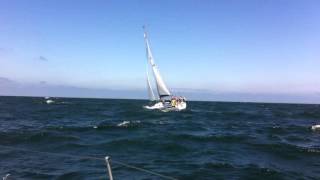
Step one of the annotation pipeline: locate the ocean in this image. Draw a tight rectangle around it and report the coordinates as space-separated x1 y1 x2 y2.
0 96 319 180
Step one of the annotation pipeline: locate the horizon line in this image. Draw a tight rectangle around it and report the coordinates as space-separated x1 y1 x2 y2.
1 94 319 106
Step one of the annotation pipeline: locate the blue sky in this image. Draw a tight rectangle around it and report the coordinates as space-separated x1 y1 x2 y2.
0 0 319 103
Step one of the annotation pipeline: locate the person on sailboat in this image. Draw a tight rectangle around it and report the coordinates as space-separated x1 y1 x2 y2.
171 97 177 107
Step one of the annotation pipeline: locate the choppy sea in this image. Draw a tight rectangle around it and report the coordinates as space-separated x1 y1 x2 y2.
0 96 319 179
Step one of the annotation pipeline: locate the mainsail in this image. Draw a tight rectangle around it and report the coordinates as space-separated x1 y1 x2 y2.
144 29 171 98
146 67 156 101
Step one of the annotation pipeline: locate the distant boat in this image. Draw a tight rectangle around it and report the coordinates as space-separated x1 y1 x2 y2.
46 99 54 104
142 26 187 111
44 97 54 104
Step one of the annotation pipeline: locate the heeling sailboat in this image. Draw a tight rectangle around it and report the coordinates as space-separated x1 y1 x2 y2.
143 26 187 111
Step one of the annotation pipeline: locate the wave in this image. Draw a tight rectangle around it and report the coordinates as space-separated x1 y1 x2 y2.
117 120 141 127
29 132 80 142
88 136 195 155
168 133 251 143
271 109 320 119
56 172 84 179
0 131 80 145
45 122 142 132
176 162 290 180
263 124 310 135
248 142 320 157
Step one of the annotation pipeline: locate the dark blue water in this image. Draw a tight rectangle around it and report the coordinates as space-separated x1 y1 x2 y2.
0 96 319 180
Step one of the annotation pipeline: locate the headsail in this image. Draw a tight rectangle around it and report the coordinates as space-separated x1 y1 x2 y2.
143 28 171 98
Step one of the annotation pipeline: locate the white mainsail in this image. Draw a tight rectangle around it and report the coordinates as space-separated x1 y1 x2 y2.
146 67 156 101
144 30 171 98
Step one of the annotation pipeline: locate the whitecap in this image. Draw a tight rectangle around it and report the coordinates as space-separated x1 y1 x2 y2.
117 121 130 127
46 99 54 104
311 124 320 131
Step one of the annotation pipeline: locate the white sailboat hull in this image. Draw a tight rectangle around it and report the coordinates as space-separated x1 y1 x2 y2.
144 102 165 110
175 101 187 110
144 101 187 111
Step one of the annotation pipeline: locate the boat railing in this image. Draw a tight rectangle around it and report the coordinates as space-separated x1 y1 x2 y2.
105 156 113 180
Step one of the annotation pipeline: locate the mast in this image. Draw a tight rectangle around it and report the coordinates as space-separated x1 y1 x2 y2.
143 26 171 99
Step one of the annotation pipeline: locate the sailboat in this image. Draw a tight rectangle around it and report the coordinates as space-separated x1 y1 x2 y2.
143 27 187 111
44 96 54 104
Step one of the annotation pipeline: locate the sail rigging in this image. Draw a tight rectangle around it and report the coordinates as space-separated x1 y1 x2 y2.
144 29 171 98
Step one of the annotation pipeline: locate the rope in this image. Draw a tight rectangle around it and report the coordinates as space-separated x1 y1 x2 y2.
111 159 177 180
0 145 178 180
